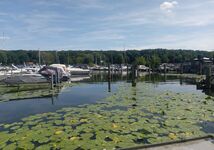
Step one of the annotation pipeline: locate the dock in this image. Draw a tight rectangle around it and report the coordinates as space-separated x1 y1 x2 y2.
120 136 214 150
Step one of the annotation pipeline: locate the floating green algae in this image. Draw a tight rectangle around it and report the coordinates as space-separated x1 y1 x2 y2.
0 82 213 149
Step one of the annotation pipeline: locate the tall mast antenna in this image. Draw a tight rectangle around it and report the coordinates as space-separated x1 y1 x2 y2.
1 32 5 50
38 48 41 67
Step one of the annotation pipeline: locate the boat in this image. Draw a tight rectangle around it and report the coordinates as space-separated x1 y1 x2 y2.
39 64 70 82
67 66 90 76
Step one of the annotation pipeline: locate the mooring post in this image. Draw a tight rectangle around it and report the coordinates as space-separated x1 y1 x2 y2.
126 64 129 76
55 70 58 87
126 64 129 82
164 73 166 82
132 64 137 87
51 96 54 105
179 78 183 85
108 79 111 92
51 74 54 89
149 64 151 74
108 64 111 92
136 65 139 77
57 69 60 84
180 63 183 74
206 66 212 89
120 64 123 74
199 62 203 75
164 64 166 74
108 64 111 80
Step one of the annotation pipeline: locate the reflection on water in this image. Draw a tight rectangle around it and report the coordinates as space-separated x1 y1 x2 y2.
0 73 213 149
0 83 118 123
0 72 213 124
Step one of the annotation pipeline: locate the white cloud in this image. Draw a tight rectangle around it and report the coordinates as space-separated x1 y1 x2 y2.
17 11 70 34
160 1 178 12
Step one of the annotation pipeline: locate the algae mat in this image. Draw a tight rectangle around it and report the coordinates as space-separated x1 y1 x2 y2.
0 82 213 149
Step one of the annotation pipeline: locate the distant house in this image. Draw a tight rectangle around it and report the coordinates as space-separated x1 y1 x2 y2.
191 57 213 74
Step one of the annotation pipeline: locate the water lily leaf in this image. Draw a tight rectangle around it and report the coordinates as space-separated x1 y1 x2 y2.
54 130 63 135
2 143 17 150
168 133 177 140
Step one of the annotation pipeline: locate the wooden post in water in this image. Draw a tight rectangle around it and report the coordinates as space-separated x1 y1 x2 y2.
164 64 166 74
179 78 183 85
108 64 111 80
136 65 139 77
180 63 183 74
108 79 111 92
55 70 58 87
120 64 123 74
57 69 60 84
108 64 111 92
199 63 203 75
149 64 151 74
206 66 212 89
51 74 54 89
126 64 129 76
132 64 137 87
126 64 129 82
198 56 203 75
51 96 54 105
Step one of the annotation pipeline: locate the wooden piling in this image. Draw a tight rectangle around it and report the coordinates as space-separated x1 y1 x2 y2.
108 80 111 92
108 64 111 92
136 65 139 77
126 64 129 76
206 66 212 89
164 64 166 74
108 64 111 80
51 74 54 89
199 63 203 75
55 72 58 86
179 78 183 85
132 65 137 87
120 64 123 74
57 69 59 84
180 63 183 74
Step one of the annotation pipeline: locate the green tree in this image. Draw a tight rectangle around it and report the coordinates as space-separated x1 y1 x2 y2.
150 54 161 69
136 56 146 65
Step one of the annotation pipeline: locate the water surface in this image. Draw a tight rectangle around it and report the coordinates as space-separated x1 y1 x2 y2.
0 73 213 149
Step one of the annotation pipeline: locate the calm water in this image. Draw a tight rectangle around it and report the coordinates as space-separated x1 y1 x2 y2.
0 73 213 149
0 73 210 124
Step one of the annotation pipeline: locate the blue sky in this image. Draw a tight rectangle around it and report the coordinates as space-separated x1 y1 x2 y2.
0 0 214 50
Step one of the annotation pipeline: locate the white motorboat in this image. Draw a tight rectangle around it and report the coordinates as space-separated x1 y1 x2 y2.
67 66 90 76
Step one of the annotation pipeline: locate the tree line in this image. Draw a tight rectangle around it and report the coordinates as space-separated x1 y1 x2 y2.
0 49 213 68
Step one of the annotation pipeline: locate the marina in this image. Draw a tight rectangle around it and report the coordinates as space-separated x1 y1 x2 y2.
0 0 214 149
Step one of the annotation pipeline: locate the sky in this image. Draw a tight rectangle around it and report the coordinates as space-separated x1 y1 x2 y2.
0 0 214 50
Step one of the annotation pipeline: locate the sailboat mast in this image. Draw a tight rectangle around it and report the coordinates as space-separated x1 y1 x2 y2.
1 32 5 50
55 51 57 63
67 51 69 65
56 50 59 64
38 49 41 67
